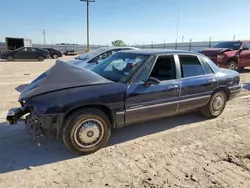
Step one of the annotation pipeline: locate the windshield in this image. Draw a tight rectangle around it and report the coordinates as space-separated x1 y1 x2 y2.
91 52 149 82
214 42 242 50
75 48 108 60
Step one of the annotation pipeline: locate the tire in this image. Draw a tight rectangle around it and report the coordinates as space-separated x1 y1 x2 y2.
227 60 237 71
62 108 111 155
7 55 14 61
52 54 58 59
201 91 227 118
38 56 44 61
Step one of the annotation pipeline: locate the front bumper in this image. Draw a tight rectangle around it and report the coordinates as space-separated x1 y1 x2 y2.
6 107 28 124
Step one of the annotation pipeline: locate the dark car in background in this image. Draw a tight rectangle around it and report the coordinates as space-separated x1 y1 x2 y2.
6 49 241 154
200 40 250 70
68 46 138 69
1 47 50 61
64 49 78 56
42 48 63 59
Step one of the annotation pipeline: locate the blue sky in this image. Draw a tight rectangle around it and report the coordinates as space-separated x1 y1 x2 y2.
0 0 250 45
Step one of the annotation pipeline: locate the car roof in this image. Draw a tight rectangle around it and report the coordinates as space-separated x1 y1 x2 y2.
117 49 200 56
97 46 138 50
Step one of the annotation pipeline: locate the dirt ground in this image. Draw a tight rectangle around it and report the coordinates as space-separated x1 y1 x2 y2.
0 57 249 188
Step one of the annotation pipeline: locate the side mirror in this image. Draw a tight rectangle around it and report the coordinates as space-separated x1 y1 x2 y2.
145 77 160 87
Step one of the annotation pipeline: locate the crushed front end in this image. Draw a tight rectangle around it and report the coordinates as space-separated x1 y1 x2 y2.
6 102 61 139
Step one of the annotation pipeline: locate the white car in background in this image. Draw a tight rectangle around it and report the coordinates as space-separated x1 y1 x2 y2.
67 46 139 69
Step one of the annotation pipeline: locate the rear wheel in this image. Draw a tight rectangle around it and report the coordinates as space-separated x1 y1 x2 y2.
38 56 44 61
62 108 111 155
227 60 237 71
52 54 58 59
7 55 14 61
201 91 227 118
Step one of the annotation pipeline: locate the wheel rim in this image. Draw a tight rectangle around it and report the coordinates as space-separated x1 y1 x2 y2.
53 54 58 59
73 119 104 148
211 94 224 113
7 56 13 61
229 63 235 70
38 56 43 61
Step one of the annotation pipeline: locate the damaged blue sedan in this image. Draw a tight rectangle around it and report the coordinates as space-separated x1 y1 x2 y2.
6 49 241 154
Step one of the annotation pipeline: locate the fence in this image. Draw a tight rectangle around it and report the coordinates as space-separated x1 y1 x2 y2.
134 40 223 52
1 40 225 55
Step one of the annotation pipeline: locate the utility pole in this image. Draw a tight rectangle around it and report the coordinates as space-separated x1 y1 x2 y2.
80 0 95 52
176 9 180 43
42 30 46 44
233 35 235 41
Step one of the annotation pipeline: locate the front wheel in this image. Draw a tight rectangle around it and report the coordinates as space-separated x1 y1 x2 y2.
7 55 14 61
227 60 237 71
201 91 227 118
52 54 59 59
62 108 111 155
38 56 44 61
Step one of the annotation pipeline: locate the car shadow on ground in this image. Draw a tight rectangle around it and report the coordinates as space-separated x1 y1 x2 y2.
0 112 206 174
15 84 29 93
243 83 250 91
238 68 250 74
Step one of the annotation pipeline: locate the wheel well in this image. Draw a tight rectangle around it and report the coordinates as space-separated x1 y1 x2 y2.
63 105 115 129
227 56 238 65
213 87 230 101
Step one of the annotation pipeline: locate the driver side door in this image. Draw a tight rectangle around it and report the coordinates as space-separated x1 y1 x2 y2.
239 42 250 67
125 55 180 125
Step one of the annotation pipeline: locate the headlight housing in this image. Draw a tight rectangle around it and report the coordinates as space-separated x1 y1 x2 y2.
217 54 226 59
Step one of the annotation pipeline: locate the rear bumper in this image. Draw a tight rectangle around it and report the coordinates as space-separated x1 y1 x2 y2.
229 85 242 100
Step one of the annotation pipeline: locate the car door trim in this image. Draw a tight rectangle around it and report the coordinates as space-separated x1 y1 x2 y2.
126 100 179 112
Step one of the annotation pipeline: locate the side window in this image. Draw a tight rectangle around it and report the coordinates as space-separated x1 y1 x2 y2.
242 42 250 50
199 57 215 74
31 48 38 52
150 56 176 81
179 55 205 78
99 51 112 61
19 48 28 52
133 56 176 83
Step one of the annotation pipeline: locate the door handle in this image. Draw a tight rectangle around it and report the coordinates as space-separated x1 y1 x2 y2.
168 84 179 90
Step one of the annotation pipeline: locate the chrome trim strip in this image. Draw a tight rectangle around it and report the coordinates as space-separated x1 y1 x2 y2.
230 88 242 93
180 95 210 102
127 101 179 112
116 111 125 115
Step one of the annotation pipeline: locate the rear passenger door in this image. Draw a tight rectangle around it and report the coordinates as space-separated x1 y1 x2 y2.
178 54 218 113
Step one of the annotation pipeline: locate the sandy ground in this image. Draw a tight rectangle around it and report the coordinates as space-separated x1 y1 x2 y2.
0 57 250 188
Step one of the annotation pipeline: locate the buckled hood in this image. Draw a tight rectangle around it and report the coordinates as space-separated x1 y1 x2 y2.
19 60 113 101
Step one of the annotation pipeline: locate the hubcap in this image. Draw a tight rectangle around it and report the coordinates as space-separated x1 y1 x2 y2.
212 95 224 112
229 63 235 70
74 119 104 148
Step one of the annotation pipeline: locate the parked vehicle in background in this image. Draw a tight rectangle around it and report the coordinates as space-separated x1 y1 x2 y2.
68 46 138 69
1 47 50 61
42 48 63 59
64 49 77 56
200 40 250 70
6 50 241 154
